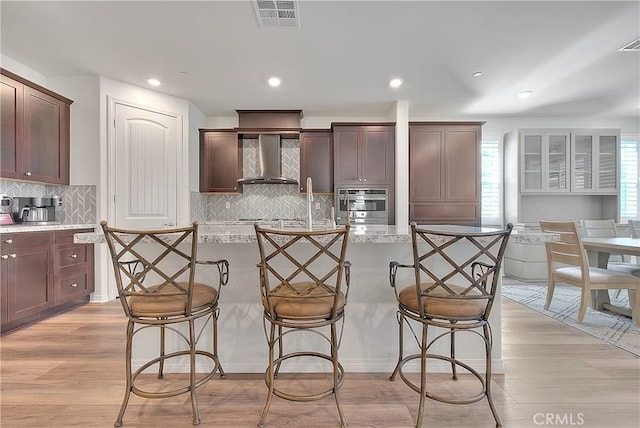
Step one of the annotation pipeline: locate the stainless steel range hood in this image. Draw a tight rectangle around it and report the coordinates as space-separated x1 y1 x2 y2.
237 134 298 185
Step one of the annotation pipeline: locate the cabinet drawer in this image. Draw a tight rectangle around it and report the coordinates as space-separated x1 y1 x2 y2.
54 229 94 244
56 267 93 302
1 232 52 252
410 202 479 225
56 244 91 268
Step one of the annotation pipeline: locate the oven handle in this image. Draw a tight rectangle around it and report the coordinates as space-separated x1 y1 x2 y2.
339 194 387 201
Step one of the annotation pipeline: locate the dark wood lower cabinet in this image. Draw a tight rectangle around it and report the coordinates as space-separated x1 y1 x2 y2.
53 229 95 304
3 232 53 324
1 229 94 334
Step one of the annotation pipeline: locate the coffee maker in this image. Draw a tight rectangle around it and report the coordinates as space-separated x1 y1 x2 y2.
11 196 62 224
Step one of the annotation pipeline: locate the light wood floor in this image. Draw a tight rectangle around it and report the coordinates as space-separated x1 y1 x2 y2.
1 297 639 428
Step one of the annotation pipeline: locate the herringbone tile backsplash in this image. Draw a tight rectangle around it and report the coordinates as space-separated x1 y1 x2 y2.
192 137 333 221
0 180 96 224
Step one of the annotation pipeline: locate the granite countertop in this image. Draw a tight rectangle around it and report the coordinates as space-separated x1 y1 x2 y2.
0 219 555 246
509 229 558 244
0 223 96 233
73 222 507 245
75 224 412 244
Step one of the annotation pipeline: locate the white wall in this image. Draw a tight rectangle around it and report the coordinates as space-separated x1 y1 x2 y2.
189 103 206 193
1 55 47 86
47 76 101 186
459 116 638 136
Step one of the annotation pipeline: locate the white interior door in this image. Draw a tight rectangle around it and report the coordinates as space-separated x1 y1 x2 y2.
113 102 178 229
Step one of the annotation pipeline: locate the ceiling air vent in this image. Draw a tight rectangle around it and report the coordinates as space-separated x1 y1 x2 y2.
618 38 640 51
253 0 299 28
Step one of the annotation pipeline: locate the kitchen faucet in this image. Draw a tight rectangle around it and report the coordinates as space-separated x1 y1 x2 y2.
306 177 313 230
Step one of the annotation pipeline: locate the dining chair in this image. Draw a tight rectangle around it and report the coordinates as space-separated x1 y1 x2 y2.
388 222 513 428
628 220 640 239
540 220 639 324
253 223 351 428
101 221 229 427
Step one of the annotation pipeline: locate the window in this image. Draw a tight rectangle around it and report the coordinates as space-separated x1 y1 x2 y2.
620 136 639 221
481 134 503 226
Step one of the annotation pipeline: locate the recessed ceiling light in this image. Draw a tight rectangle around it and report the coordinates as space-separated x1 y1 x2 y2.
472 71 483 77
147 78 161 86
268 76 281 87
389 78 403 88
518 90 533 99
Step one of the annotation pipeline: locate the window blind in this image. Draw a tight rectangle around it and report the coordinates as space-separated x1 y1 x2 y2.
620 138 639 220
481 139 502 226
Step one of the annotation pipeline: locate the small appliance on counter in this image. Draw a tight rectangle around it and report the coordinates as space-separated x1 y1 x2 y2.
10 196 62 224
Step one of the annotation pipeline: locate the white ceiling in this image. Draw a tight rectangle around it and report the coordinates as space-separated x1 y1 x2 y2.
1 0 639 120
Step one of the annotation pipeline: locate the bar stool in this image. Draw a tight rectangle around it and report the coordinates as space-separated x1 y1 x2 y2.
253 223 351 428
388 222 513 427
101 221 229 426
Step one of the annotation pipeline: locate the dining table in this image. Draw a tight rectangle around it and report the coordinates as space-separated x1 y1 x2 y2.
582 236 640 321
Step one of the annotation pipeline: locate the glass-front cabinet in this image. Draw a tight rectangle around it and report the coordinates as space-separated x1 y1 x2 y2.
520 130 570 193
571 130 619 193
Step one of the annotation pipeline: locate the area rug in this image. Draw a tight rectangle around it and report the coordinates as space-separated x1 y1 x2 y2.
501 283 640 356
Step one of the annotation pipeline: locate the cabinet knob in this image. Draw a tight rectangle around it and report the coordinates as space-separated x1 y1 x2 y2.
4 239 13 244
70 254 78 259
1 255 8 260
70 283 78 288
25 171 32 176
9 253 16 258
363 178 367 182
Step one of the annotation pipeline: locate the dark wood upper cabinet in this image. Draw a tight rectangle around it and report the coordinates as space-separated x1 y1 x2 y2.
1 74 23 178
409 122 482 226
300 130 333 193
1 69 71 184
199 129 242 193
333 124 395 186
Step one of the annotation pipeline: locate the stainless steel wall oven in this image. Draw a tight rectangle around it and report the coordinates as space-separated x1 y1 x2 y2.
335 188 388 225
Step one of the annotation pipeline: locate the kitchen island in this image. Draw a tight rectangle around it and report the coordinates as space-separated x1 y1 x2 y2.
75 223 506 374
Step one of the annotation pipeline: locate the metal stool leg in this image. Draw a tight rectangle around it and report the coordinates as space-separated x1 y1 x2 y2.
390 312 405 381
450 325 458 380
484 324 501 427
331 322 347 427
114 321 134 427
415 323 429 428
258 322 277 428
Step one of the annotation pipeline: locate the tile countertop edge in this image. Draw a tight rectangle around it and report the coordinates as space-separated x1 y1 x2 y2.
0 223 97 233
